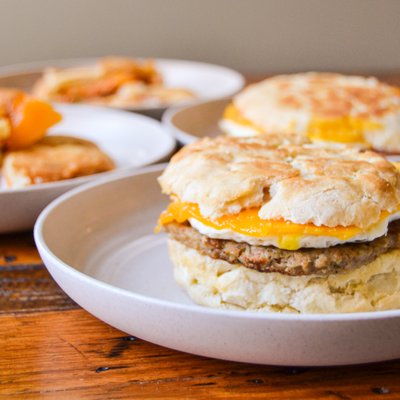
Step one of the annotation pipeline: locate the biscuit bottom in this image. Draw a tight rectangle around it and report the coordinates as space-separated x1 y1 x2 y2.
168 239 400 313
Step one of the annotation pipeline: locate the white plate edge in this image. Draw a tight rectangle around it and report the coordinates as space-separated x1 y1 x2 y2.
0 57 245 111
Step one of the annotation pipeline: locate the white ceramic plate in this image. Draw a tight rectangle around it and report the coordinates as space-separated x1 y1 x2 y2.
162 98 228 144
0 58 244 119
34 165 400 366
0 105 175 233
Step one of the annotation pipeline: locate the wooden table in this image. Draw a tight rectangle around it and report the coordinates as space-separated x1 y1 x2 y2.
2 73 400 399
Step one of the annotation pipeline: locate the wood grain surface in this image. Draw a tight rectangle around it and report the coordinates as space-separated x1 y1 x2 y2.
0 232 77 314
2 72 400 399
3 309 400 399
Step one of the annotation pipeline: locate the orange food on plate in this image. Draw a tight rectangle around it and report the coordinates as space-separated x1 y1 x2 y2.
32 57 196 107
0 88 61 150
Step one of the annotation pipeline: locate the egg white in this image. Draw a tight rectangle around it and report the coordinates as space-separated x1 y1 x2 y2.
221 112 400 152
219 119 259 137
189 211 400 249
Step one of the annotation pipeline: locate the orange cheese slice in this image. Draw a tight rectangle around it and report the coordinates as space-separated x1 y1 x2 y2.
223 103 264 133
157 201 387 250
307 117 382 143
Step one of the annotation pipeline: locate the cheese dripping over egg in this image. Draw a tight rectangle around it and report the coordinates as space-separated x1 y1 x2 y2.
158 200 397 250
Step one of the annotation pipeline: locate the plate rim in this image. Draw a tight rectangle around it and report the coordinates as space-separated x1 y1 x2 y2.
162 97 230 144
34 164 400 323
0 103 176 194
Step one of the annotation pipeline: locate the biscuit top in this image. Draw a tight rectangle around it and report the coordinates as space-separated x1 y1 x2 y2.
234 73 400 130
159 136 400 228
3 135 115 188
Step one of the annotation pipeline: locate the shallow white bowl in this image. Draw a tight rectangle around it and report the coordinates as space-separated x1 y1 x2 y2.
0 58 244 119
34 164 400 366
162 98 228 144
0 105 175 233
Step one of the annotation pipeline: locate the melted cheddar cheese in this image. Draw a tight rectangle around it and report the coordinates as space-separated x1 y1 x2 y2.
307 117 382 143
157 201 393 250
4 92 62 150
224 104 382 144
223 103 264 133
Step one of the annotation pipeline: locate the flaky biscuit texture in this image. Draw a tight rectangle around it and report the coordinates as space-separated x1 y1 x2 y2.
159 136 400 228
232 73 400 152
170 240 400 314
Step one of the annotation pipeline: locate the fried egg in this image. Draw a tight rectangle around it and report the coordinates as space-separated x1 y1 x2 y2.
158 201 400 250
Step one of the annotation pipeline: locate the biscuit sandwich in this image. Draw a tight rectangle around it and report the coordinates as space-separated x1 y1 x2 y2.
158 136 400 313
33 57 195 107
220 73 400 153
2 136 115 188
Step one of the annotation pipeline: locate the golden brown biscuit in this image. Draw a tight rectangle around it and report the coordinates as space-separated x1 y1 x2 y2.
2 135 115 188
170 240 400 313
221 73 400 152
159 136 400 228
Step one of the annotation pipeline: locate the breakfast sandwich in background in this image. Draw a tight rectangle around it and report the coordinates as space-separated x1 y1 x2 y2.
33 57 196 107
220 73 400 153
2 136 115 189
158 136 400 313
0 88 115 189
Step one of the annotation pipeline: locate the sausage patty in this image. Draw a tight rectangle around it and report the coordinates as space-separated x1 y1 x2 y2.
164 221 400 276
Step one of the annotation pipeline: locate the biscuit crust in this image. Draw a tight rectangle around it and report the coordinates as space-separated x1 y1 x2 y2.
237 73 400 120
170 239 400 313
228 73 400 152
2 135 115 188
159 136 400 228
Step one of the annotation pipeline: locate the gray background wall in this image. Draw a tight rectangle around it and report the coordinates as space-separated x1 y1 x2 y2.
0 0 399 73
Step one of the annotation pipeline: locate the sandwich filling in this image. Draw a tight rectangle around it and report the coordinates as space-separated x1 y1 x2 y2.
165 221 400 276
159 202 400 277
158 198 400 283
158 200 400 250
221 103 383 145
